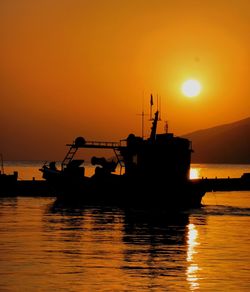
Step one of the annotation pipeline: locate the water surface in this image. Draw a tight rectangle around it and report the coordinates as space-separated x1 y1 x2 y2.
0 163 250 291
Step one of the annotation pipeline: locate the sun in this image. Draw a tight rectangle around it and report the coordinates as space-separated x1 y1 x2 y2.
181 79 202 97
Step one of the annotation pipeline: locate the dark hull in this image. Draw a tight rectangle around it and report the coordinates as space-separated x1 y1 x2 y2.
44 172 250 209
0 173 18 196
0 180 51 197
48 175 206 209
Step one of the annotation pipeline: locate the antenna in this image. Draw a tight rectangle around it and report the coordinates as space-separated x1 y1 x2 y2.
137 110 150 139
141 110 145 139
153 93 162 122
159 95 162 121
157 94 159 113
156 94 163 121
137 91 148 139
150 93 162 121
150 94 153 120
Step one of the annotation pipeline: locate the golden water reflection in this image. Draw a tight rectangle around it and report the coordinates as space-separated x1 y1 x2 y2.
186 223 200 290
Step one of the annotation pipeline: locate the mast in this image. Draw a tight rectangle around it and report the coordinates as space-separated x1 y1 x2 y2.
137 92 146 139
137 110 146 139
141 110 145 139
150 94 153 120
149 111 159 142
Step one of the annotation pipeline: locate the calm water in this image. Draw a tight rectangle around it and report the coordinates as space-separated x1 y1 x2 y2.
0 163 250 291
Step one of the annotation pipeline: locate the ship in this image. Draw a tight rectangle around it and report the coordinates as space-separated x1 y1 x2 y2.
40 110 207 208
40 110 250 208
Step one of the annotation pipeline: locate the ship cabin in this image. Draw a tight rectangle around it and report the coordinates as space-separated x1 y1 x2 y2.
119 111 192 183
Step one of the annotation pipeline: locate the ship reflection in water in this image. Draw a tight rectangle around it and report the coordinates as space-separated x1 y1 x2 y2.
0 190 250 291
45 200 207 291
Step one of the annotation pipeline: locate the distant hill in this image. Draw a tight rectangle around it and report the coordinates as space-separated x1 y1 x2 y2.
183 117 250 164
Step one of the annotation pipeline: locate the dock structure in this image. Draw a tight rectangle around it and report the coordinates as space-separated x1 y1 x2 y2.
0 175 250 198
193 176 250 192
0 180 51 197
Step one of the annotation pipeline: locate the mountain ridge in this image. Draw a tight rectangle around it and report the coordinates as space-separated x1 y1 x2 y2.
182 117 250 164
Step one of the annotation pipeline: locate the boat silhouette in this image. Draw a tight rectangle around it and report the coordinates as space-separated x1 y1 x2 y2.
0 154 18 195
40 110 207 208
40 110 250 208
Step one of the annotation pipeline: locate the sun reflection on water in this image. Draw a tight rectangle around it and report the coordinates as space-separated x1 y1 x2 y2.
186 223 200 290
190 168 200 179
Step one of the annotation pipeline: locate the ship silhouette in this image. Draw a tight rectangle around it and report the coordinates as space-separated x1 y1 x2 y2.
40 110 250 209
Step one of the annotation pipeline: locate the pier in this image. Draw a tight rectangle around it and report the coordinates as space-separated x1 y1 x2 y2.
1 175 250 198
0 180 51 197
192 175 250 193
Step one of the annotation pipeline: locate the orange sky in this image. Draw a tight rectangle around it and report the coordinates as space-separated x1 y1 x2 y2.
0 0 249 160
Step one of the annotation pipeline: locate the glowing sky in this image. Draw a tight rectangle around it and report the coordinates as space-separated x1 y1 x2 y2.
0 0 249 160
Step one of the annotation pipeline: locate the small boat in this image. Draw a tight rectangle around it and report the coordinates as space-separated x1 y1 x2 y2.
40 110 208 208
0 154 18 196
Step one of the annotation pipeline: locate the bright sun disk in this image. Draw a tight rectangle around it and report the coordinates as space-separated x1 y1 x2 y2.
181 79 202 97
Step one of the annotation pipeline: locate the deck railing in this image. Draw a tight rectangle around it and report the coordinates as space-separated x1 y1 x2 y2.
66 140 122 149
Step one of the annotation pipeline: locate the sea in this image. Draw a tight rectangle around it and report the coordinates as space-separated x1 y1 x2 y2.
0 162 250 291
